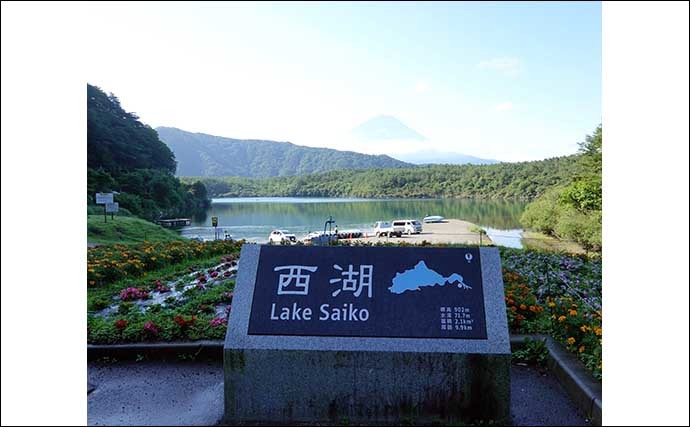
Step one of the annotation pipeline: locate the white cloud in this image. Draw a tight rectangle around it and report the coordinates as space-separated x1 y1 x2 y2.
477 57 523 77
414 80 431 94
495 102 514 112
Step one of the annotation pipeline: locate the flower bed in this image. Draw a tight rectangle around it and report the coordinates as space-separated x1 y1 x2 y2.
88 255 238 344
500 248 602 379
87 240 243 286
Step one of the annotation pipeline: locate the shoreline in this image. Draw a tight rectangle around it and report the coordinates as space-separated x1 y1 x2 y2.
343 219 494 246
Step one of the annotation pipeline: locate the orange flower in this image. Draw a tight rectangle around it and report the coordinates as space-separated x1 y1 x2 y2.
567 337 576 345
529 305 536 312
578 346 585 353
510 306 517 313
558 316 566 322
569 309 577 316
520 304 527 310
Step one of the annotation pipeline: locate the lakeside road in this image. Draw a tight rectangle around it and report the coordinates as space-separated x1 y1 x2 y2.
345 219 493 246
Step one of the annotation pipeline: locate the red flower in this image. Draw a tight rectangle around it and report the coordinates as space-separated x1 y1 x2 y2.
174 315 196 328
114 319 128 330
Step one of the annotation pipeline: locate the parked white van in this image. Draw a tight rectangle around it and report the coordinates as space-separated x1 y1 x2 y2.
374 221 402 238
268 229 297 244
392 219 423 235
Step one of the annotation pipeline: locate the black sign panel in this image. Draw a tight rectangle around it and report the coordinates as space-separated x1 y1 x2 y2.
248 246 487 339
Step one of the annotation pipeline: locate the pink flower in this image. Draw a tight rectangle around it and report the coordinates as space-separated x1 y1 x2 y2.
210 271 219 278
120 287 148 301
223 292 234 303
143 321 159 335
210 317 227 327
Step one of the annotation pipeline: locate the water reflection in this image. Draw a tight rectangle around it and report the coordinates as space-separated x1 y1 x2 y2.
180 197 527 246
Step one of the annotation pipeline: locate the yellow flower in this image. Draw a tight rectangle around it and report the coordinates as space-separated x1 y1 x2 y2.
89 280 95 285
548 301 556 308
569 309 577 316
578 346 585 353
580 325 591 333
551 314 556 319
594 326 602 336
558 316 566 322
567 337 576 345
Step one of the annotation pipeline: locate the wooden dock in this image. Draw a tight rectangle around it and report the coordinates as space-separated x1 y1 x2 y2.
155 218 192 228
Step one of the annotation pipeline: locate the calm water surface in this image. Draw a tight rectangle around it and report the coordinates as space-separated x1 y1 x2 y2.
181 197 527 248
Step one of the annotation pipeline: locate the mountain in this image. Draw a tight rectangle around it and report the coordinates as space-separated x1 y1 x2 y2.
156 127 411 177
348 116 496 165
350 115 426 141
88 84 176 174
394 150 499 165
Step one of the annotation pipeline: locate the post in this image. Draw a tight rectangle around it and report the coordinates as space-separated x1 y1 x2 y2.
104 205 107 223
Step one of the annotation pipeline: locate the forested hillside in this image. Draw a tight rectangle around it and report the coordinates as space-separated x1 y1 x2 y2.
87 85 209 220
521 125 602 251
156 126 410 177
184 155 580 200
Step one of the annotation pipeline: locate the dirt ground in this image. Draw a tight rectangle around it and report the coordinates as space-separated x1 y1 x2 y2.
344 219 493 246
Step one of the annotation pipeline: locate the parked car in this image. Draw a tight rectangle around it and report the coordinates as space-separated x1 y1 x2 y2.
374 221 402 238
392 219 423 235
268 229 297 244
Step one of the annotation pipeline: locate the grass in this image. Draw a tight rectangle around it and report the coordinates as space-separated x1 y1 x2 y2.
521 231 586 255
87 215 183 245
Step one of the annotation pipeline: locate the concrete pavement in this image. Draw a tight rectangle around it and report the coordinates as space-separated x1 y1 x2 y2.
87 361 589 426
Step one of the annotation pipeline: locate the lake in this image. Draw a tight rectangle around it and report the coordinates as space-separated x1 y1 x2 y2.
181 197 527 248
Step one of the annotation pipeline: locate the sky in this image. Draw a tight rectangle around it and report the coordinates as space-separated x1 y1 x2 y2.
82 1 601 162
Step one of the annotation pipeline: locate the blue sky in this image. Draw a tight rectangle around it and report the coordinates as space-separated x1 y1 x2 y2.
85 1 601 161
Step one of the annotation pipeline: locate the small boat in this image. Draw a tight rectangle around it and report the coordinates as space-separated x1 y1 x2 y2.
423 215 445 223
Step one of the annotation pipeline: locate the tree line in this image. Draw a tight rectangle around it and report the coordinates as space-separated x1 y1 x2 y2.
183 154 581 200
